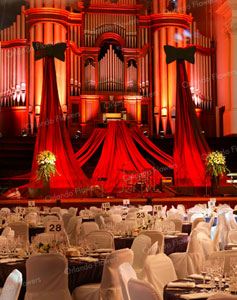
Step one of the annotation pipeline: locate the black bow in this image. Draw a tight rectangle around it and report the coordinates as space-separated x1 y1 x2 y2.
164 45 196 64
33 42 67 62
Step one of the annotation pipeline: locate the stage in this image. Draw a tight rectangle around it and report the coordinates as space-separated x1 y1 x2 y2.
0 196 236 210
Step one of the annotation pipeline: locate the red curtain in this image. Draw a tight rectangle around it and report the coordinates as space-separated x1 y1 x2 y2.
91 121 163 194
174 60 210 187
75 128 106 166
27 57 90 195
130 128 174 169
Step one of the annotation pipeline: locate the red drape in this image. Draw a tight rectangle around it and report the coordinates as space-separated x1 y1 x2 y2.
130 128 174 169
28 57 90 195
174 60 210 187
75 128 106 166
91 121 163 194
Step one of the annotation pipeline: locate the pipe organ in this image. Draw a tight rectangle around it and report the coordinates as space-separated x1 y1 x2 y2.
0 0 217 138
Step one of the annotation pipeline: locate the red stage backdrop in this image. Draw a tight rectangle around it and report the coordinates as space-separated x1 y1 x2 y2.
28 54 90 196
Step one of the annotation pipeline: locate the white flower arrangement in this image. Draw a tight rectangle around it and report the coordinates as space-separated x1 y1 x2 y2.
205 151 230 178
36 150 59 182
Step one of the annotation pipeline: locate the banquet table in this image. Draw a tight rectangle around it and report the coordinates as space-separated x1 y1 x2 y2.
164 277 230 300
114 235 189 256
0 257 104 300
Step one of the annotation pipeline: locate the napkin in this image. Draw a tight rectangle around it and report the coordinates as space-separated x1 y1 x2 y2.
167 282 195 288
181 292 216 299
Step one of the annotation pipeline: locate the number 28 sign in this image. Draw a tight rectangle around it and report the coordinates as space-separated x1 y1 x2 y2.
46 221 64 233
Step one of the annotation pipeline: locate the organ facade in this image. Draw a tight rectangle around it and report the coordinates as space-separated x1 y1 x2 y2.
0 0 230 138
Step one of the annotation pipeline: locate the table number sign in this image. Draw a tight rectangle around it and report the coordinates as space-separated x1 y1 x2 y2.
123 199 130 206
136 211 146 219
15 207 26 215
208 198 216 208
46 221 64 233
28 201 35 207
153 205 162 212
102 202 110 210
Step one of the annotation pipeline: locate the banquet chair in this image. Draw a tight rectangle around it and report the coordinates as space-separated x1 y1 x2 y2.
227 229 237 244
95 215 106 229
209 250 237 275
195 230 214 260
85 230 114 249
147 241 159 256
72 248 134 300
25 212 38 226
169 230 204 279
131 234 151 278
142 205 153 213
128 278 160 300
167 213 184 221
68 207 78 217
213 224 223 251
143 253 177 300
81 221 99 236
25 253 72 300
51 207 61 215
191 217 205 231
217 213 229 250
139 231 164 253
62 213 73 231
42 215 59 226
195 221 211 237
0 269 22 300
67 216 82 245
226 212 237 229
118 262 137 300
8 221 29 247
177 204 186 215
168 219 183 232
208 215 215 230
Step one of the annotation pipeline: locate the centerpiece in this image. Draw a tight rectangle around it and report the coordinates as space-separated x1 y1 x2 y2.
36 150 59 197
205 151 230 195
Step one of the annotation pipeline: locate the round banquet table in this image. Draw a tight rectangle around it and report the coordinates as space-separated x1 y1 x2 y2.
0 257 104 300
114 235 189 256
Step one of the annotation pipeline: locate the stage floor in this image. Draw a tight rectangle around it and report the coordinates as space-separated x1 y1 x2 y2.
0 196 236 209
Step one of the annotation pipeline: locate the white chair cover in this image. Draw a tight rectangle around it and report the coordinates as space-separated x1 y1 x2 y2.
143 253 177 300
51 207 61 215
169 230 204 279
86 230 114 249
118 262 137 300
208 216 215 230
213 224 223 251
81 222 99 236
62 213 73 231
68 207 78 217
42 215 59 226
25 253 72 300
191 217 205 231
147 241 159 256
177 204 186 215
8 221 29 246
72 248 134 300
168 219 183 232
67 216 82 245
209 250 237 275
25 212 38 226
195 222 211 237
217 214 229 249
139 231 164 253
131 234 151 278
0 269 22 300
227 229 237 244
196 230 214 260
128 278 160 300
